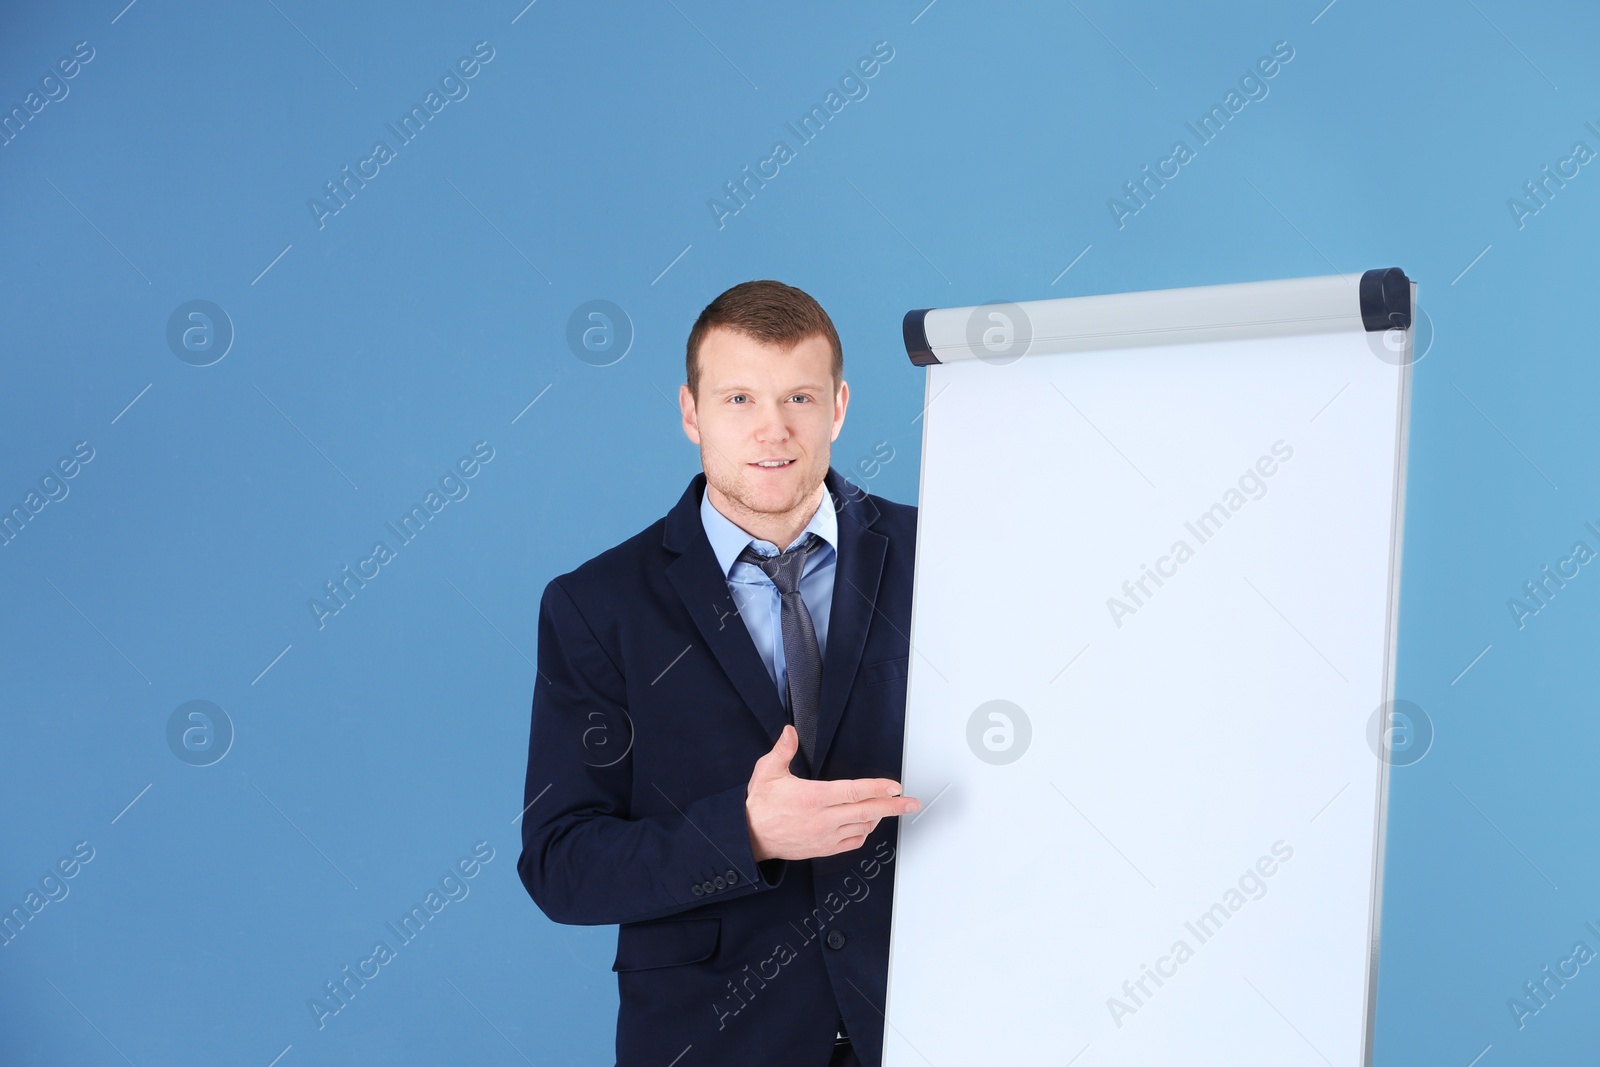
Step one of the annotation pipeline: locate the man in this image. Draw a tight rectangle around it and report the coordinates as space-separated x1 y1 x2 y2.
518 279 921 1066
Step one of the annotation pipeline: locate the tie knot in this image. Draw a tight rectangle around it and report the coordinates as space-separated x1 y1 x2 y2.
737 532 818 595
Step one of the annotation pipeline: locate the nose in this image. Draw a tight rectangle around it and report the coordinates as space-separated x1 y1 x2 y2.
755 399 790 442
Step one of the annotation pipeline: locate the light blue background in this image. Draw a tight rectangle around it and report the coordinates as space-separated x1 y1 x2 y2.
2 1 1596 1063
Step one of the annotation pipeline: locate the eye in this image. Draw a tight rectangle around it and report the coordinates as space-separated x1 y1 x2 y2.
789 395 811 403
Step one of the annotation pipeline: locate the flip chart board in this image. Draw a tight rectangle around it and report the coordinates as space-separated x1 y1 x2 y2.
883 269 1416 1066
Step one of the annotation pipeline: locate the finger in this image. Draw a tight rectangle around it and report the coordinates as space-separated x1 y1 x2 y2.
751 726 798 781
830 795 921 825
830 830 869 854
820 776 905 806
836 820 882 846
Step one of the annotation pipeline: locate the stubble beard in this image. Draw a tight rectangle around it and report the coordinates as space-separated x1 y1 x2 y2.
703 448 828 532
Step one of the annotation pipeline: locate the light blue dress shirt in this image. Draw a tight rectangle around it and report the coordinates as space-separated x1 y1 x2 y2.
700 482 838 711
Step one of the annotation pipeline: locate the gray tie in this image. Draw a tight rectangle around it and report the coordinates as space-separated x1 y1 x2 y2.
737 532 823 775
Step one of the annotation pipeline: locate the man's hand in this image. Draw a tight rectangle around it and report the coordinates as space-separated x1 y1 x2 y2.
745 724 921 862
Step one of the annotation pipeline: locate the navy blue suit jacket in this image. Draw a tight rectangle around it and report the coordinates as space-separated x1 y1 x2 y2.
518 466 916 1066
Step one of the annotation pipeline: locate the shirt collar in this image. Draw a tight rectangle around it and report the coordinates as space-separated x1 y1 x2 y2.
700 479 838 578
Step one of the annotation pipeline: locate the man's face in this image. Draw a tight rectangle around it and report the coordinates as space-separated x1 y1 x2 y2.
679 326 847 526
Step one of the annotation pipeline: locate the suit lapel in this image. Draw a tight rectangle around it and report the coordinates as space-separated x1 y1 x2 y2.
813 467 885 771
664 473 791 745
662 467 886 774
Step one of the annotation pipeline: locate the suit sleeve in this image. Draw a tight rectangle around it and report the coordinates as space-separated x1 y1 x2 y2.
517 578 788 926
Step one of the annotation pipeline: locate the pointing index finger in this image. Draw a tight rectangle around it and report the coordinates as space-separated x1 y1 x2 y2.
822 776 904 806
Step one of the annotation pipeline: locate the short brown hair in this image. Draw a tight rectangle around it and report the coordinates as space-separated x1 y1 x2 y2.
685 280 843 400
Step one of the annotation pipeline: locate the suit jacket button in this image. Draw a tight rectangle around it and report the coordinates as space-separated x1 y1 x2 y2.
702 880 715 894
826 930 847 950
692 884 704 896
726 869 738 883
713 875 726 890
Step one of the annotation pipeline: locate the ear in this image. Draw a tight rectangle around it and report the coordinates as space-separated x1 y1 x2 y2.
679 383 702 445
829 379 849 442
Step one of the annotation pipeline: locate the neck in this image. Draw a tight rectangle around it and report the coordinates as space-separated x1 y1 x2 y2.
707 478 824 551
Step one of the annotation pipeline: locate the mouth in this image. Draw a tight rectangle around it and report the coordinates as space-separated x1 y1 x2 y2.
749 459 796 470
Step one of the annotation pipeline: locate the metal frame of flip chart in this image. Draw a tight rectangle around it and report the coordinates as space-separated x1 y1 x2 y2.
883 269 1416 1066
